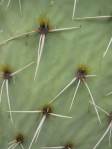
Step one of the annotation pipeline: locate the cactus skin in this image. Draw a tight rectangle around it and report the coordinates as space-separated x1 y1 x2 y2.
0 0 112 149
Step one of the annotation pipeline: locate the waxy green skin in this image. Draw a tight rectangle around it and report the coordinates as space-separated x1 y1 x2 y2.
0 0 112 149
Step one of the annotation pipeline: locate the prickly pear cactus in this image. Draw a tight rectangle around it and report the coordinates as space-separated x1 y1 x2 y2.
0 0 112 149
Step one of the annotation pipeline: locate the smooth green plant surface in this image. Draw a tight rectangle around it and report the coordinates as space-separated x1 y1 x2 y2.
0 0 112 149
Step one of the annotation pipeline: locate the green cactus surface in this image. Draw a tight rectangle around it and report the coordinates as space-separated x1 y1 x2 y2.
0 0 112 149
